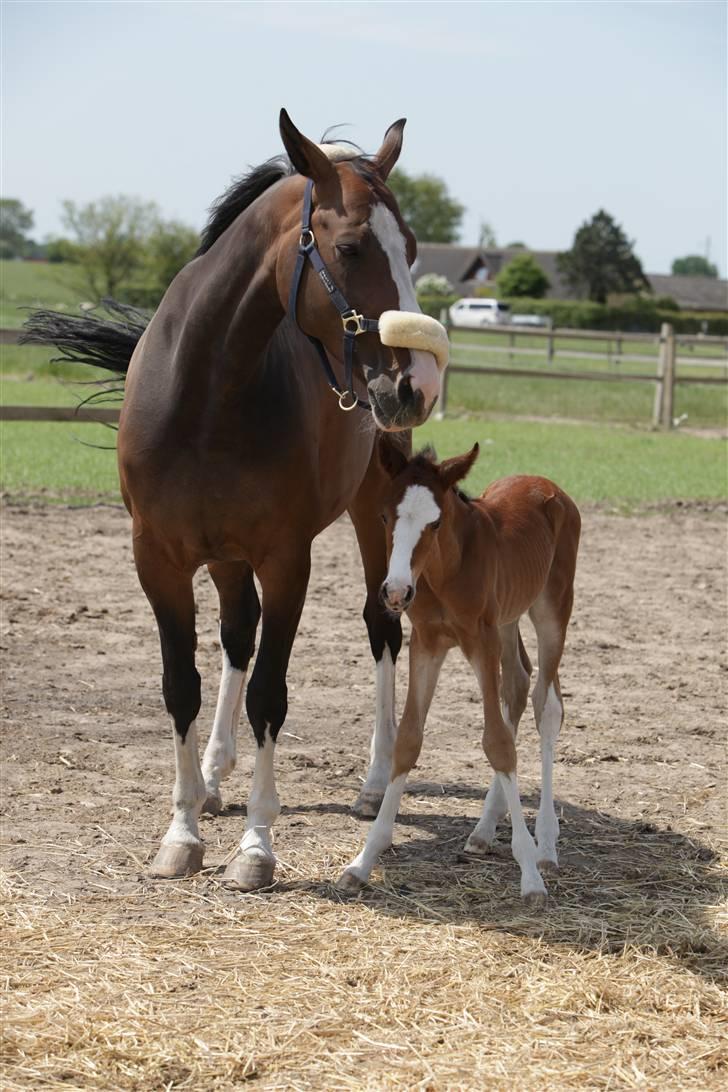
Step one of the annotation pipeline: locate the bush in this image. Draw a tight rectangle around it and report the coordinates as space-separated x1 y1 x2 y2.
416 295 459 320
415 273 454 297
496 254 550 299
497 297 728 336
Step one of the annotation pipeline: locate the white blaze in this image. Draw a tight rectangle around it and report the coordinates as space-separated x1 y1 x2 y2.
387 485 440 596
370 203 441 409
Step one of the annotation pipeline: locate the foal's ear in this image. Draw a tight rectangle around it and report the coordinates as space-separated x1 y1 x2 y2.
377 435 410 480
279 109 340 203
438 444 480 490
374 118 406 181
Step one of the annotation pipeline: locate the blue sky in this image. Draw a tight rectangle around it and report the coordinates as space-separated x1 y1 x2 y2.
3 1 726 275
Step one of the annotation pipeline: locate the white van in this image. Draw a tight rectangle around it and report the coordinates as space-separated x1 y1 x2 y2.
449 298 511 329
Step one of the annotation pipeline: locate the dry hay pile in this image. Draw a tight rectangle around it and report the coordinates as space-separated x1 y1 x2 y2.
2 823 726 1091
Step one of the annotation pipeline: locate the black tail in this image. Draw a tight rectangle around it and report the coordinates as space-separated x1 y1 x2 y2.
20 299 149 377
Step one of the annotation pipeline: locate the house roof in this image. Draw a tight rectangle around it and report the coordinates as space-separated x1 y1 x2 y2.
412 244 728 311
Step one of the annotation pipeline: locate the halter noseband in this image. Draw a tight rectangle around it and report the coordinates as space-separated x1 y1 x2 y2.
287 179 377 411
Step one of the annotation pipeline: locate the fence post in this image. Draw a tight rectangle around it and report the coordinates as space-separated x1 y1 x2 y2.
508 331 515 364
547 329 554 366
436 308 450 420
652 322 674 429
662 324 676 428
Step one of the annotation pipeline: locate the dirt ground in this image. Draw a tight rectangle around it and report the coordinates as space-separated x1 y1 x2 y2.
1 500 726 1089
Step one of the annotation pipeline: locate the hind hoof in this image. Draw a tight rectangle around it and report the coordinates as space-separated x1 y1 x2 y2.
202 792 223 816
351 791 384 818
149 843 204 878
537 857 559 876
336 868 366 893
463 834 494 856
223 853 276 892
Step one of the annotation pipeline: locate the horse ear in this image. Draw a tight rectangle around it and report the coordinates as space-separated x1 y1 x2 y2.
279 109 339 201
377 435 410 480
374 118 406 181
438 444 480 490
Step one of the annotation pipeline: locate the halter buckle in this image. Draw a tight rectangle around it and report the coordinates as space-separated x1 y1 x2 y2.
299 228 316 251
337 388 359 412
341 310 366 336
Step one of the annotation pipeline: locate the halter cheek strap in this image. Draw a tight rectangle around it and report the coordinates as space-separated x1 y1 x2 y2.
288 180 377 411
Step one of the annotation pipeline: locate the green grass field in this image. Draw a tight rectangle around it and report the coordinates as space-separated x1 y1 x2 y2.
1 260 726 507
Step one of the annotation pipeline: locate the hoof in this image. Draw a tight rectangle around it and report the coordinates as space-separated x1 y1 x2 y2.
463 834 493 857
336 868 366 893
523 888 548 910
537 857 559 876
223 852 276 892
351 791 384 818
149 842 204 878
202 791 223 816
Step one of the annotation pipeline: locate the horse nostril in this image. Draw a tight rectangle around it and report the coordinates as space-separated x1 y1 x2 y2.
380 582 389 603
403 585 414 605
397 375 414 407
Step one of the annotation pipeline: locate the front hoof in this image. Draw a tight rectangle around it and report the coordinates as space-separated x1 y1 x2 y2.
202 791 223 816
336 868 366 893
523 888 548 910
351 791 384 818
149 842 204 878
463 834 494 857
223 852 276 892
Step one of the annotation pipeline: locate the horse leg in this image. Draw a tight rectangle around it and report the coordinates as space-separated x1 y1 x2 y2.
529 585 572 873
201 562 261 815
469 627 546 904
348 461 404 818
337 629 447 890
465 621 531 854
223 548 311 892
134 536 206 878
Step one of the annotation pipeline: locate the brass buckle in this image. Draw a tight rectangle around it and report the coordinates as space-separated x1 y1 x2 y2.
341 310 366 336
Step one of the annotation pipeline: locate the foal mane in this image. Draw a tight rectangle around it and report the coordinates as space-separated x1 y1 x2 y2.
196 138 382 256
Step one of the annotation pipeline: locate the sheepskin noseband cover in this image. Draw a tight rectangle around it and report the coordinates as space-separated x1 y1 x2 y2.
378 311 449 373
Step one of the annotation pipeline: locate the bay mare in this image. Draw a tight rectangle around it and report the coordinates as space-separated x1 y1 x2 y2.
23 111 448 891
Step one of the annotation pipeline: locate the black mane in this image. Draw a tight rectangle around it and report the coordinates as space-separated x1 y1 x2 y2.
197 156 295 256
196 140 381 257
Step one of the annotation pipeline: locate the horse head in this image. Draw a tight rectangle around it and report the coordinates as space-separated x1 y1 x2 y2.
277 110 448 432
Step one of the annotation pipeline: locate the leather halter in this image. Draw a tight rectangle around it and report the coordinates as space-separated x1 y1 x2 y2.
287 179 379 412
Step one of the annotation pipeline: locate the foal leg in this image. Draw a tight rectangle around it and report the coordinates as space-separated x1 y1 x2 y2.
337 629 447 890
348 462 404 818
223 548 311 892
465 622 531 854
201 562 261 815
530 593 571 872
470 628 546 904
134 537 206 878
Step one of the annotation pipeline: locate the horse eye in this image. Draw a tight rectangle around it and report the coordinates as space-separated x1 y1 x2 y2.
430 518 441 530
336 242 360 259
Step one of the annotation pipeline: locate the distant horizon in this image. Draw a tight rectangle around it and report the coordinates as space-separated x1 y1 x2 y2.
3 2 725 278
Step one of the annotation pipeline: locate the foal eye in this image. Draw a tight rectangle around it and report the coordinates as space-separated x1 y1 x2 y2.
380 513 388 525
430 518 441 530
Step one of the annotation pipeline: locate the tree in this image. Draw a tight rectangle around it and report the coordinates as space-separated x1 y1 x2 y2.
0 198 35 258
557 209 649 304
478 221 497 248
496 253 550 298
671 254 718 278
130 220 199 307
61 195 160 298
388 168 464 243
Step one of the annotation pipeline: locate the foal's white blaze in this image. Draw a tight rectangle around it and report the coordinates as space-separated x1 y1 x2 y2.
370 203 441 409
386 485 440 605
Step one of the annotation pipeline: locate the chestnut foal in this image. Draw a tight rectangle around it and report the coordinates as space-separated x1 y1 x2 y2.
338 442 581 904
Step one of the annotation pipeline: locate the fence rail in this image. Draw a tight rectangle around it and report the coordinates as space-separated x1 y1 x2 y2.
3 322 727 431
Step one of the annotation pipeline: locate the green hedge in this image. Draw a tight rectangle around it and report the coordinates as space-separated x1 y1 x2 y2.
496 297 728 336
417 293 728 334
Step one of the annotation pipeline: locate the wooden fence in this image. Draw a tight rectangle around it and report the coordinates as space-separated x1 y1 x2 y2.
438 321 728 428
2 322 727 430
